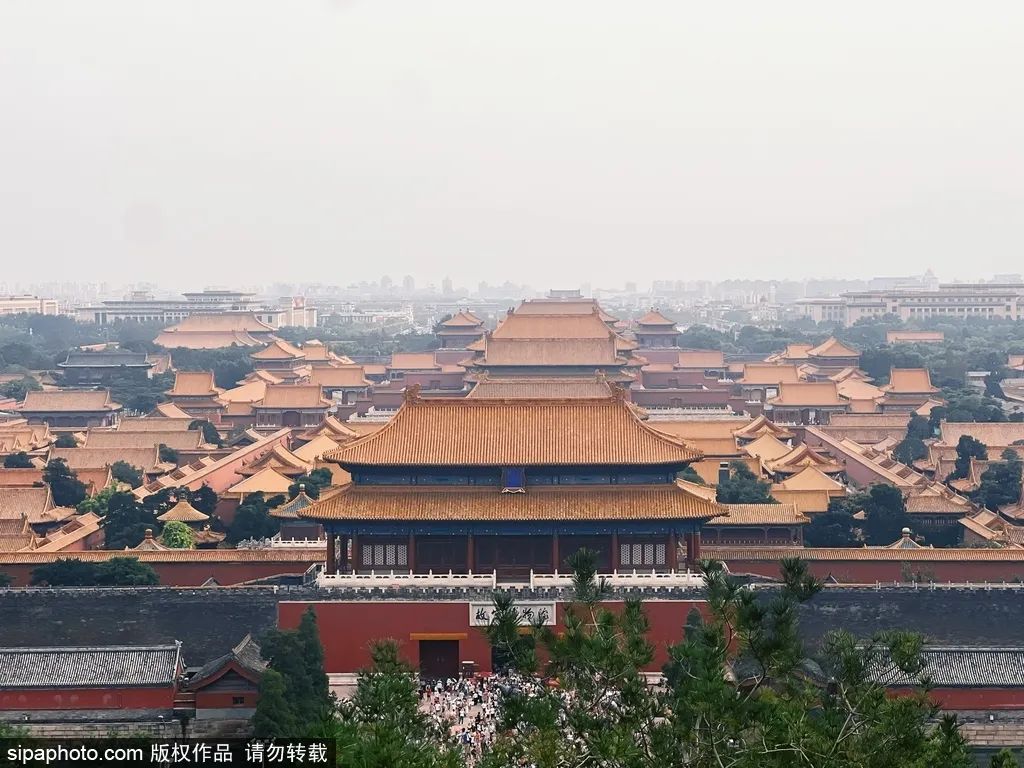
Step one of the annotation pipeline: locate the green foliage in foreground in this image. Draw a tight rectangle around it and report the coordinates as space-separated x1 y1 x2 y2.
30 557 158 586
322 552 976 767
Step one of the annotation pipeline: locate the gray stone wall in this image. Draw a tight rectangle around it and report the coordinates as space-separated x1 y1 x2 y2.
3 585 1023 668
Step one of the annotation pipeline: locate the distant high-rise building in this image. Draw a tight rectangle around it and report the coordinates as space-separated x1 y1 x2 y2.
442 276 454 295
402 275 415 293
624 282 638 294
381 275 393 290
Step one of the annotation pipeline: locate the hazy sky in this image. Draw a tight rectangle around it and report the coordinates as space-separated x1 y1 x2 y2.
1 1 1023 290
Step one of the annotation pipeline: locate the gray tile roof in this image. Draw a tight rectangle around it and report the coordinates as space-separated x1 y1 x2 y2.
0 644 180 688
61 352 153 368
872 647 1024 688
187 635 266 687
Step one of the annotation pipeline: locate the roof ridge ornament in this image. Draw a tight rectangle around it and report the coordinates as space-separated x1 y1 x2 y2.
404 383 423 403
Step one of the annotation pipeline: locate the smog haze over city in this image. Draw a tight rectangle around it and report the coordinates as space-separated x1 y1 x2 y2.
2 1 1024 290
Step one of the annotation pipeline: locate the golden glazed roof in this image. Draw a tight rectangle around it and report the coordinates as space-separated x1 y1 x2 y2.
299 480 725 522
323 394 701 467
168 372 223 397
767 382 845 407
882 368 939 394
478 337 625 367
467 377 613 399
19 390 120 413
807 337 860 358
156 499 209 523
739 364 802 385
250 339 306 361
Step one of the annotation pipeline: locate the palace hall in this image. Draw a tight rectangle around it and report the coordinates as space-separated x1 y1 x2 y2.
300 387 725 579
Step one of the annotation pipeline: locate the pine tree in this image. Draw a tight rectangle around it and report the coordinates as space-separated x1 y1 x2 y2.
252 669 299 738
298 608 331 721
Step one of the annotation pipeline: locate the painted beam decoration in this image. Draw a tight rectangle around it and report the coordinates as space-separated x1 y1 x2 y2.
469 601 556 626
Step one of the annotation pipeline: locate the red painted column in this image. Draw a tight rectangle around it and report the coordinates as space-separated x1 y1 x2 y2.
466 534 475 573
692 532 701 563
408 533 416 572
611 532 620 571
351 533 360 574
325 533 336 574
684 533 694 567
551 533 559 573
668 531 678 570
338 535 349 573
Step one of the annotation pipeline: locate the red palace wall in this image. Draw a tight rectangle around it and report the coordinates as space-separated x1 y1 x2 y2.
195 691 259 710
0 559 318 588
0 686 176 711
279 599 706 675
890 688 1024 711
722 558 1024 583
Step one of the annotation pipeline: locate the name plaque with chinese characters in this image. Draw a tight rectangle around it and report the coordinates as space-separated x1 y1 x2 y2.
469 601 556 626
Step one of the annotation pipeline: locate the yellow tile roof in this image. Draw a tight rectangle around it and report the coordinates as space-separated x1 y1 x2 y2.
705 546 1024 562
149 402 194 419
51 447 162 473
767 488 833 514
227 467 296 495
676 350 725 368
19 390 120 413
85 430 205 451
250 339 306 360
0 468 44 488
836 379 885 401
324 395 701 467
712 503 808 526
154 330 267 349
732 415 795 440
169 372 223 397
514 299 614 318
156 499 209 522
766 444 844 474
308 366 372 388
767 382 845 407
388 353 439 370
291 435 341 463
256 385 331 409
299 480 725 522
775 466 845 492
0 487 51 519
468 377 613 399
739 364 802 385
492 312 620 340
441 311 484 327
883 368 938 394
219 380 268 404
636 310 677 327
939 422 1024 447
479 337 625 367
117 418 194 432
742 433 793 462
807 337 859 358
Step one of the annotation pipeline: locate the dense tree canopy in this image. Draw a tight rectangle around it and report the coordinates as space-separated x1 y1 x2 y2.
0 376 41 401
160 520 196 549
43 458 88 507
971 449 1024 511
110 460 144 489
716 462 777 504
947 435 988 481
30 557 158 586
2 452 34 469
228 492 284 543
253 608 332 738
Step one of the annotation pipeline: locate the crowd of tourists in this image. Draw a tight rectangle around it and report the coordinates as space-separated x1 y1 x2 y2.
419 671 556 763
